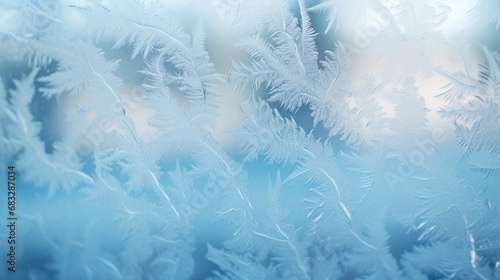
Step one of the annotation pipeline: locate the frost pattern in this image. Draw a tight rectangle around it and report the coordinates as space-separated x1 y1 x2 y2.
0 0 499 279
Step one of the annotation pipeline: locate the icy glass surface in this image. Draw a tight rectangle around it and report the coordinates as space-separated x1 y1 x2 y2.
0 0 499 279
